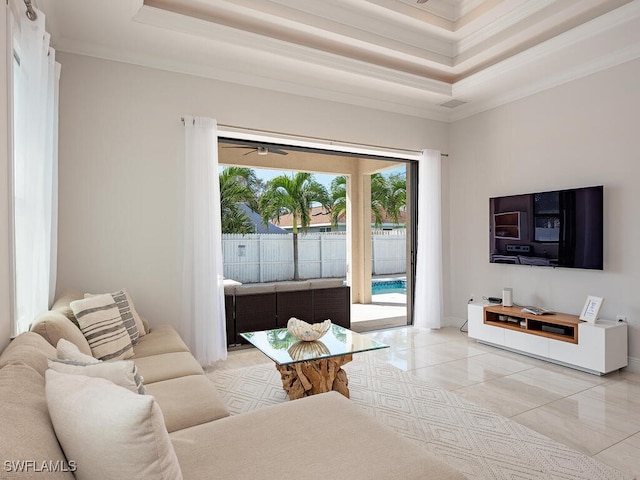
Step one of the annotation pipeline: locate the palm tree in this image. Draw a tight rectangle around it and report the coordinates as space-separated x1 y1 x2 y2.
370 173 388 228
329 172 407 228
259 172 330 280
330 175 347 228
385 172 407 226
219 167 259 234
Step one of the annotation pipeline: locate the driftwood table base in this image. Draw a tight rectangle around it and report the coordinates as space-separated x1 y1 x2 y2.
276 354 352 400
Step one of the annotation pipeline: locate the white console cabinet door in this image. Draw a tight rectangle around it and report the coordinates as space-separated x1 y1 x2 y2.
549 321 628 374
504 329 549 357
468 303 505 344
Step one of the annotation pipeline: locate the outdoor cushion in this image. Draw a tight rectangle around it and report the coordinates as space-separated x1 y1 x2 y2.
234 283 277 295
274 280 311 292
307 278 344 289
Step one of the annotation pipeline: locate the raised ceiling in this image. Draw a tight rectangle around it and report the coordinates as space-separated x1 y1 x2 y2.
36 0 640 121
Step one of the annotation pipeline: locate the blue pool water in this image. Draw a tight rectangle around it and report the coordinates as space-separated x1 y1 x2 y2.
371 279 407 295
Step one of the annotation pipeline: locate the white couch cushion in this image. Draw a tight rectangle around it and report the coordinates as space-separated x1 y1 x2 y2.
45 369 182 480
0 364 75 480
48 358 145 394
56 338 99 364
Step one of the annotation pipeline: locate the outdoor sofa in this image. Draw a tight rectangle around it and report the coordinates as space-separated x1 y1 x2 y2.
224 278 351 345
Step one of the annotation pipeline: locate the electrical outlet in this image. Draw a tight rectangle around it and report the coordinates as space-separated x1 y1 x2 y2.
616 315 627 323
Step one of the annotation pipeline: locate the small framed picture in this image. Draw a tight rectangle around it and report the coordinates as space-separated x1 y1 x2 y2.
580 296 603 323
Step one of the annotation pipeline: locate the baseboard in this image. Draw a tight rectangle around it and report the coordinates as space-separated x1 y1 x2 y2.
626 355 640 373
443 315 467 329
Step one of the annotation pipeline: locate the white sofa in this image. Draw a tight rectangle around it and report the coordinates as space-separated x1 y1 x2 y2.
0 290 466 480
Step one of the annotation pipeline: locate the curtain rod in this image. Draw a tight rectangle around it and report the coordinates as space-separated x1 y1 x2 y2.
180 118 448 157
24 0 37 21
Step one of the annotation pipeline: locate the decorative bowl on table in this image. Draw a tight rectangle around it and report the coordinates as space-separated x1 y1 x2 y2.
287 317 331 342
287 340 331 361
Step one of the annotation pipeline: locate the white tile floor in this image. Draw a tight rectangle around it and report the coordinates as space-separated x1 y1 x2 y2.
213 326 640 478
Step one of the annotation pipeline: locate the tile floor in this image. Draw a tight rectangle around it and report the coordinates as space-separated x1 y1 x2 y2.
213 326 640 478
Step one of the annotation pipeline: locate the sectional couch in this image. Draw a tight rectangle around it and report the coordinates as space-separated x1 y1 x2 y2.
0 289 466 480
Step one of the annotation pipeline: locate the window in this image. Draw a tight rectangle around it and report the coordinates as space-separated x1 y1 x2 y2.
218 139 414 331
9 6 60 334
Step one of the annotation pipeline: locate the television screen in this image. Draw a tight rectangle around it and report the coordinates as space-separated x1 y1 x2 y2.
489 186 603 270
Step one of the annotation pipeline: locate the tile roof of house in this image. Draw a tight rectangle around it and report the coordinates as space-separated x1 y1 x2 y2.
274 206 406 228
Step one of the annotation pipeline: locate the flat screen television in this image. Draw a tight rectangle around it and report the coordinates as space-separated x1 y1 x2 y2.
489 185 603 270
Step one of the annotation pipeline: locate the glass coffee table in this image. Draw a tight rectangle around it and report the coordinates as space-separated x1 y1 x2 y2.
240 324 388 400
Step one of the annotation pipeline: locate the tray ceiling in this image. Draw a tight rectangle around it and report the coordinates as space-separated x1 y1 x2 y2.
35 0 640 120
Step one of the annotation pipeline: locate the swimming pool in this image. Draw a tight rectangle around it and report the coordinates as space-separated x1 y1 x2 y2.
371 279 407 295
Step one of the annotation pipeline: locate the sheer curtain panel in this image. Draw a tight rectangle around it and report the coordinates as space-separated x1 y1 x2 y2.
180 116 227 365
413 149 443 329
10 2 60 335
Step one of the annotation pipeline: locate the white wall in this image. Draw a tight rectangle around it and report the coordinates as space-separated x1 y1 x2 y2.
54 52 449 331
1 5 13 350
448 58 640 359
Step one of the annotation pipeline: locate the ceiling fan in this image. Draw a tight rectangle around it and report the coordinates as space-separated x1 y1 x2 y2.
223 145 289 156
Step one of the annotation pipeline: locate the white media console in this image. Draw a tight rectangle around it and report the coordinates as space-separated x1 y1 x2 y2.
468 302 628 375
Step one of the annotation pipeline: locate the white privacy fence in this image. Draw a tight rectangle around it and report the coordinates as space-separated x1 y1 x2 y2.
223 232 406 283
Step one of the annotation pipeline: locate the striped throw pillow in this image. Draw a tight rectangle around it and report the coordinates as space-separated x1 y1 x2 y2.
112 290 141 343
85 290 142 344
70 294 134 361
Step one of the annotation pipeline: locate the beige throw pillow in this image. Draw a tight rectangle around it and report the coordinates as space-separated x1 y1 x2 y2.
47 358 145 394
70 294 134 361
45 370 183 480
56 338 99 364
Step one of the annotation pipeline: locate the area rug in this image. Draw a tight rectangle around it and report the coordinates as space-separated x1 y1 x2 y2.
207 354 633 480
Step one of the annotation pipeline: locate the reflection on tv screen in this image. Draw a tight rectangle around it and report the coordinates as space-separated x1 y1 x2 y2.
489 186 603 270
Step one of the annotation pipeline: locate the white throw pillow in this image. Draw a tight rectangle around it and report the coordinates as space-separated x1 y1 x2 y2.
70 294 134 361
45 370 183 480
56 338 100 364
47 358 145 394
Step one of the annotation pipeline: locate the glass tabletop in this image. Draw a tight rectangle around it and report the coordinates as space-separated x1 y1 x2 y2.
240 324 388 366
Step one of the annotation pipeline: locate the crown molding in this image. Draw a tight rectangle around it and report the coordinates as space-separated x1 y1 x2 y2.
456 0 554 55
450 39 640 122
450 1 640 121
53 38 454 122
134 4 454 94
39 0 640 124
